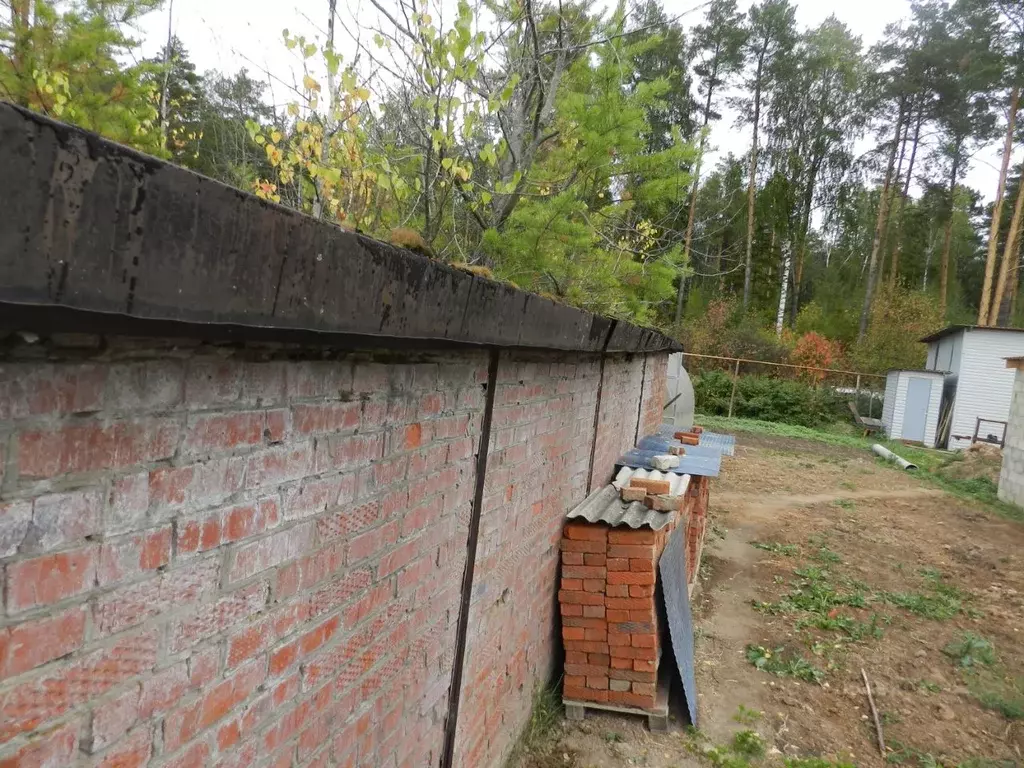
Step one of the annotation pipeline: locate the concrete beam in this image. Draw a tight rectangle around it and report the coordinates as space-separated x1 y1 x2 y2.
0 104 680 354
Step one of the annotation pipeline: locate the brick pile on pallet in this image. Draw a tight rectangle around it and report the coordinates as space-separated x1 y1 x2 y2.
558 495 696 711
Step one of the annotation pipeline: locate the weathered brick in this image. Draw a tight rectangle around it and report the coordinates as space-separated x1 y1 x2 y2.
0 501 32 557
93 725 152 768
107 361 184 411
169 581 267 653
0 630 157 740
97 527 172 586
0 719 79 767
0 363 105 419
293 402 360 435
183 411 267 456
89 685 140 752
7 546 96 613
24 489 102 554
18 418 180 478
0 606 86 680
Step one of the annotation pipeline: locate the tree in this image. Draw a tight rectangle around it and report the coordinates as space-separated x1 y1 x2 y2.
929 0 1000 317
675 0 745 322
144 36 203 167
0 0 165 155
737 0 796 311
985 0 1024 324
767 17 863 326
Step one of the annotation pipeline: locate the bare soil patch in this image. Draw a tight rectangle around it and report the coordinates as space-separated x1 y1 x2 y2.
511 429 1024 768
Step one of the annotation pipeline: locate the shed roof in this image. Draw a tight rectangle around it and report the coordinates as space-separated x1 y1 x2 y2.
919 325 1024 344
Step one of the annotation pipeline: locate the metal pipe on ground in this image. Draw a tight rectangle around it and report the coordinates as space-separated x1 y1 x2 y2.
871 443 918 471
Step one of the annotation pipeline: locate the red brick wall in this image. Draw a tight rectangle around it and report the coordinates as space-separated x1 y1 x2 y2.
639 354 669 438
0 340 667 768
589 356 646 492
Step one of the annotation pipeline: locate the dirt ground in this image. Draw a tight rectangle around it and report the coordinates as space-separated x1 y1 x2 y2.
515 430 1024 768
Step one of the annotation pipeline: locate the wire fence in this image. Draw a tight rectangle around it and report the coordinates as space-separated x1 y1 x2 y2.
681 352 888 420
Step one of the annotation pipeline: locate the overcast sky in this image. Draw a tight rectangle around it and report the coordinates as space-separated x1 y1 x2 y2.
136 0 1005 203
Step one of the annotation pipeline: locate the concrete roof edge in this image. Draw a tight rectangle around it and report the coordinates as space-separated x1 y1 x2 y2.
0 103 681 355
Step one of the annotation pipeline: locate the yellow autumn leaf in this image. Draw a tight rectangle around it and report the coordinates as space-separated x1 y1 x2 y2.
303 74 320 92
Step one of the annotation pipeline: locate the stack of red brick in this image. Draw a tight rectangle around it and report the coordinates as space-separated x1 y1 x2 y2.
558 512 684 710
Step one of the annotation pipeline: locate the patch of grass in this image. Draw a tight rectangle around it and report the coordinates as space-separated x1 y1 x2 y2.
602 731 623 744
833 498 856 510
755 565 867 617
784 760 856 768
506 683 566 767
751 541 799 556
730 730 765 759
880 573 969 621
745 645 825 683
918 679 942 693
732 704 762 725
975 686 1024 719
943 632 996 668
696 414 1024 522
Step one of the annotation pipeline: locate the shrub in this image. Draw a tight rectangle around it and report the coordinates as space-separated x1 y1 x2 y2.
693 372 844 427
790 332 843 384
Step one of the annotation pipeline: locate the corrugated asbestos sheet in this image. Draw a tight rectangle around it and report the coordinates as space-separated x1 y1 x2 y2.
655 424 736 456
611 467 691 496
566 484 681 531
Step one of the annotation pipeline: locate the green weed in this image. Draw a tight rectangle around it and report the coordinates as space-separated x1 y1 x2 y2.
745 645 825 683
918 680 942 693
506 683 563 766
833 498 856 510
943 633 995 668
730 730 765 759
732 704 762 725
752 541 799 556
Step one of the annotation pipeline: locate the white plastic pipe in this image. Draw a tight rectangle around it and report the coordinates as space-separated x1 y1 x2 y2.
872 443 918 471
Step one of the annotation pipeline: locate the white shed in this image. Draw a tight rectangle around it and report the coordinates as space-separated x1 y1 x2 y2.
881 370 945 447
922 325 1024 450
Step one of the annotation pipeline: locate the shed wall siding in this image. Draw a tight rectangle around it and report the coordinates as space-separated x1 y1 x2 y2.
882 372 898 430
923 374 944 448
890 373 909 440
947 330 1024 450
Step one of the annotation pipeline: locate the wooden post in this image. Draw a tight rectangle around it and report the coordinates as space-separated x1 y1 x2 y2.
855 374 861 414
727 359 741 418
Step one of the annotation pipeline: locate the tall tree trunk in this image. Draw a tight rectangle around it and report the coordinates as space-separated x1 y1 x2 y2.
1010 259 1021 323
9 1 31 105
715 239 725 293
675 86 716 324
981 87 1021 324
876 108 909 293
742 47 768 312
857 107 903 342
159 0 175 145
790 151 822 327
890 105 923 286
311 0 338 222
939 151 962 319
990 181 1024 326
775 239 792 336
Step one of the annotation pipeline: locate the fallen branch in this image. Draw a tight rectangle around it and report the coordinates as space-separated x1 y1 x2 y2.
861 667 885 757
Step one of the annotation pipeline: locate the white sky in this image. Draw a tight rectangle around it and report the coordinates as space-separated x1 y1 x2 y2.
136 0 1006 203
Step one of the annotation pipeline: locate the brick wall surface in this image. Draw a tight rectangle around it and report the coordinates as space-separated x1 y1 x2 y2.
0 338 667 768
589 357 646 493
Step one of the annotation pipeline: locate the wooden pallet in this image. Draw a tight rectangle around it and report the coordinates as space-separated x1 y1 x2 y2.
563 671 671 732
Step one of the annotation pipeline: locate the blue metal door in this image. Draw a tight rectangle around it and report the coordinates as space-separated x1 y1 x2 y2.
903 377 932 442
